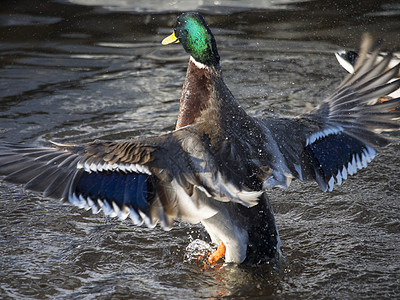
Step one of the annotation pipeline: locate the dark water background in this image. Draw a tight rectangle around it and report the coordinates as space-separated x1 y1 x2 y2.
0 0 399 298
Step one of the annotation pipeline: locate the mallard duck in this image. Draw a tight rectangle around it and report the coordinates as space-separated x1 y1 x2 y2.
0 12 399 265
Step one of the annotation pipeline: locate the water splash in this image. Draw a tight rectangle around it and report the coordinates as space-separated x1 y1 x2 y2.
183 239 215 264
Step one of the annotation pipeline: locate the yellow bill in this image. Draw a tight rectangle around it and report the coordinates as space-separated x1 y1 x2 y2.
162 32 180 45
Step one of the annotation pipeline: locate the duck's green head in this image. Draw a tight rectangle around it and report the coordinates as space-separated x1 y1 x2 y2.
162 12 220 67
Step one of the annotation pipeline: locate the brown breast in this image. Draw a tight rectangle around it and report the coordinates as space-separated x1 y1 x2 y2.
175 59 214 130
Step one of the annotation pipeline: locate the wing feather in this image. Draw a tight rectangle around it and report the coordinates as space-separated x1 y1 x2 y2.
258 34 399 192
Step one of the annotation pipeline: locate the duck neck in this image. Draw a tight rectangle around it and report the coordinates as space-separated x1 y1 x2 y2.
175 56 221 130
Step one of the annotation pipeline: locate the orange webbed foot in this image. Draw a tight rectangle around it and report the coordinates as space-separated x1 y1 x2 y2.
208 242 226 264
377 96 398 112
378 96 391 103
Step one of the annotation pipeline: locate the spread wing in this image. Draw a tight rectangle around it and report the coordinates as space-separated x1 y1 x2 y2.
0 134 179 229
259 34 400 192
0 128 262 229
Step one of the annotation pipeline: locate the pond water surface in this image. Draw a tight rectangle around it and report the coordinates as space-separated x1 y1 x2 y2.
0 0 399 299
